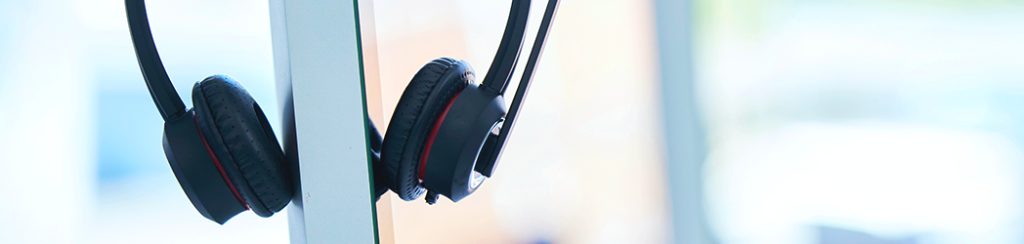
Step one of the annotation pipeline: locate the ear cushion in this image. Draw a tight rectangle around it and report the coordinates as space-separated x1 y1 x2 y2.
192 75 292 217
382 58 471 201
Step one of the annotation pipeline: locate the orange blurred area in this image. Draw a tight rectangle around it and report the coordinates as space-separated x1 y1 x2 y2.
365 1 670 243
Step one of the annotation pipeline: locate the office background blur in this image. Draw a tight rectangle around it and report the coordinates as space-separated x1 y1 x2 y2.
1 0 1023 243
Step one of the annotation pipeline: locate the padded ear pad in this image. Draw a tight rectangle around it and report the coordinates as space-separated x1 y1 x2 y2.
192 75 293 217
382 57 471 201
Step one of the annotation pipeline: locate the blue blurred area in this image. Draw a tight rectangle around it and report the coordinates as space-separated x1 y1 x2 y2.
698 1 1024 243
0 1 290 243
817 225 919 244
97 88 166 180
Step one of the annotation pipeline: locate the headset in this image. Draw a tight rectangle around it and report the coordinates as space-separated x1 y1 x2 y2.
127 0 558 224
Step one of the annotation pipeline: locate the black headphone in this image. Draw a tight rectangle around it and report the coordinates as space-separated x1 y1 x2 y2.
127 0 558 224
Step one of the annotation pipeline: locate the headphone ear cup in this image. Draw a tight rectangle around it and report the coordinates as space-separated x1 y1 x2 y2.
381 58 472 201
192 75 293 217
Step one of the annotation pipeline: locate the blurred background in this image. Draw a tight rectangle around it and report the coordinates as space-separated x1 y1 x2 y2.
1 0 1023 244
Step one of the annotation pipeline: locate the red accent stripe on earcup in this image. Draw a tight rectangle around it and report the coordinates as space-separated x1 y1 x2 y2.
418 92 463 181
194 116 249 210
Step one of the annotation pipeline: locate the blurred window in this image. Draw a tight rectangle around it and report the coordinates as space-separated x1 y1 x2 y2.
698 1 1024 243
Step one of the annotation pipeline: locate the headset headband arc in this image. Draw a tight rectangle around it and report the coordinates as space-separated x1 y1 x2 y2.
126 0 536 121
481 0 531 94
126 0 185 121
478 0 559 174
